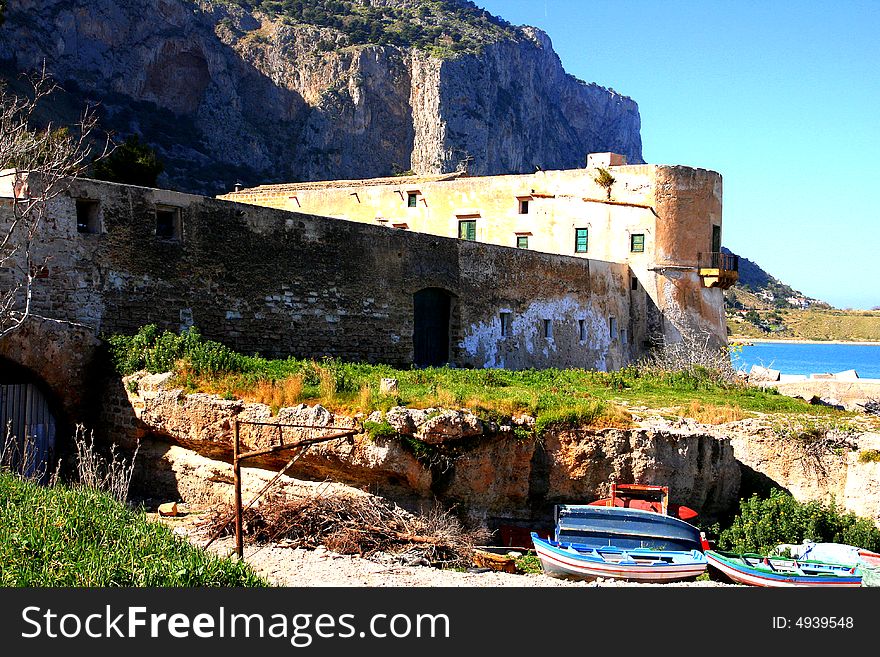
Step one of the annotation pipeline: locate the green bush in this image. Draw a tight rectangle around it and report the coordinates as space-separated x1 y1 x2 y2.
0 473 267 586
716 489 880 554
363 419 397 440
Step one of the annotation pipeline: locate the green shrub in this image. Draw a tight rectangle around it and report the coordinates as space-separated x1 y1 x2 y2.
363 419 397 440
859 450 880 464
716 489 880 554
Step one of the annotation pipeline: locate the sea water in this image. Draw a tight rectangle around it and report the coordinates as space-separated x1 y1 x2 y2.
732 341 880 379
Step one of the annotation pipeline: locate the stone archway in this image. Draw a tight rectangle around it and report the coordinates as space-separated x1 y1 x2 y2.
0 317 102 466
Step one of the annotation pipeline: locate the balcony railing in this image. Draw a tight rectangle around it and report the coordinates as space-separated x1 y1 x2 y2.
698 252 739 272
697 252 739 289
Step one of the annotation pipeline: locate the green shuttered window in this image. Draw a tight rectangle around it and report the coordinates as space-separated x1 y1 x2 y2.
459 219 477 241
575 228 588 253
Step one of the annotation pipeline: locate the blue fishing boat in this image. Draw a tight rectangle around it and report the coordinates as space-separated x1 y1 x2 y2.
705 550 862 587
531 533 707 583
531 505 708 582
553 504 705 552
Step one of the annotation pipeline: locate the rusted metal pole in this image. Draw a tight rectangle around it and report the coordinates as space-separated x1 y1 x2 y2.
233 418 243 559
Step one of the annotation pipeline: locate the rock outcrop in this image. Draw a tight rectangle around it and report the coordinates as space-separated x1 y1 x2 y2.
122 371 738 531
0 0 642 194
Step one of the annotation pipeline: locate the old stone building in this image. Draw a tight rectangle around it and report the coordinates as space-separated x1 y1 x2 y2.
1 174 640 444
220 153 737 351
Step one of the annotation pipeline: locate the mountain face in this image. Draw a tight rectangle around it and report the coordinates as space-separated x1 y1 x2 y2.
0 0 642 194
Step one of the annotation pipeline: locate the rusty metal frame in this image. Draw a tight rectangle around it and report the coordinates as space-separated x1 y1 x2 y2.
204 418 358 558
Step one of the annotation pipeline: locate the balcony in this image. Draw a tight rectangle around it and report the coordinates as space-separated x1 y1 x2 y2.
698 252 739 289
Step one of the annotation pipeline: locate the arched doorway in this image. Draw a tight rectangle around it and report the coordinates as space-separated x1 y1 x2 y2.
0 358 60 482
413 288 453 367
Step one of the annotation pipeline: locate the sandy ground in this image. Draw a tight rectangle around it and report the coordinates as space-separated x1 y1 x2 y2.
160 511 735 588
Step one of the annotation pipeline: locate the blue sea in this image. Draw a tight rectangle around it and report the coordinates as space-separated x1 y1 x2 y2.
732 341 880 379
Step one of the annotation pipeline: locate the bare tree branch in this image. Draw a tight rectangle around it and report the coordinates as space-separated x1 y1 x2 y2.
0 63 109 338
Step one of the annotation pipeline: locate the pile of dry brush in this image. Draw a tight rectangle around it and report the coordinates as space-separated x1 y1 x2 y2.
201 494 490 568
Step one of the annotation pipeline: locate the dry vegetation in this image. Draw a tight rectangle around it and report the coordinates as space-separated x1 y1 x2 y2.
199 494 490 569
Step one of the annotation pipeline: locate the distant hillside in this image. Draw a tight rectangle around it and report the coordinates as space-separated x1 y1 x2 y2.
722 247 826 311
722 250 880 342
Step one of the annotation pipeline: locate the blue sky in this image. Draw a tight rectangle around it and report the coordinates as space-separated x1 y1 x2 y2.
475 0 880 310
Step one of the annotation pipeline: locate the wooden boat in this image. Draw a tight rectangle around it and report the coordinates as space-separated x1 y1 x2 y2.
530 505 707 582
705 550 862 587
587 483 699 521
553 504 705 553
774 540 880 568
532 533 707 583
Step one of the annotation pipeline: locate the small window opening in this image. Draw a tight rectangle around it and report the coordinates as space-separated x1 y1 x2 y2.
155 207 181 240
458 219 477 241
620 328 629 345
76 199 100 234
609 317 618 340
516 235 529 249
575 227 588 253
631 276 639 291
519 199 530 214
630 233 645 253
407 192 418 208
578 319 587 342
543 319 553 339
500 312 512 337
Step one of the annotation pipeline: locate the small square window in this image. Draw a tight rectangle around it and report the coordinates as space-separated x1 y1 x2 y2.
500 312 512 337
458 219 476 241
76 199 100 234
516 235 529 249
155 207 181 240
631 233 645 253
575 227 588 253
407 193 418 208
519 199 530 214
543 319 553 339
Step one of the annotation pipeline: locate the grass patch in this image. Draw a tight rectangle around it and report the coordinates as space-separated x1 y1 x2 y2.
674 401 750 425
0 473 268 587
108 326 854 429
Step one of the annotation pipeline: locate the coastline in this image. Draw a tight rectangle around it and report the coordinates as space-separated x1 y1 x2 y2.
729 337 880 346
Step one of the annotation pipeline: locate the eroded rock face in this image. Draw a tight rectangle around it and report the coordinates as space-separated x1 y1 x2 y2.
0 0 642 194
124 372 738 527
727 420 880 526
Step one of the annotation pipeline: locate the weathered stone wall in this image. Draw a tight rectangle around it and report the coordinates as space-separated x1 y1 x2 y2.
8 178 633 375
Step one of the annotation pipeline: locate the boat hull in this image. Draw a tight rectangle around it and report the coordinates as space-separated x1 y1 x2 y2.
555 505 704 553
705 551 862 587
532 534 707 583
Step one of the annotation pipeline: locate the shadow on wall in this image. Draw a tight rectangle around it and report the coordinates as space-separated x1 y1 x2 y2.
128 436 183 513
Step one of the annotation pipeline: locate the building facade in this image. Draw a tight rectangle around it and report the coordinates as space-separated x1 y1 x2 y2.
219 155 736 351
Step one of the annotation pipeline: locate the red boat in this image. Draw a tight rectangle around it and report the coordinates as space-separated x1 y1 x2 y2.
588 483 699 522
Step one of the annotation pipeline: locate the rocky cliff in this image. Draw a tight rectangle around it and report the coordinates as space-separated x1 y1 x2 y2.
0 0 642 194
